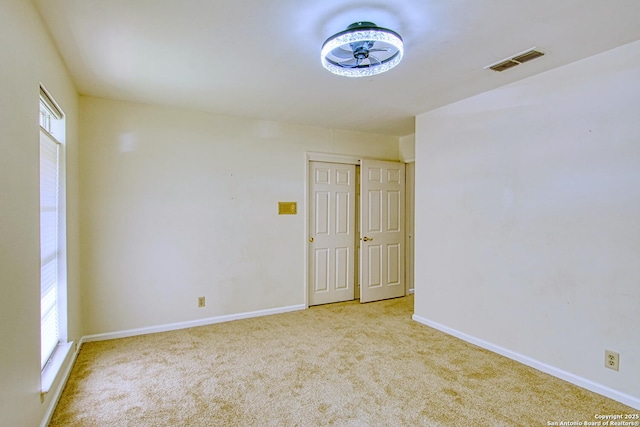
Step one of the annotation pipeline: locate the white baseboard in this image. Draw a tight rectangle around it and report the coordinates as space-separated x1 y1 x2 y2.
412 314 640 410
82 304 307 343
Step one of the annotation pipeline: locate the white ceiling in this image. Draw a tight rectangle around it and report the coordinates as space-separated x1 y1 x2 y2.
34 0 640 137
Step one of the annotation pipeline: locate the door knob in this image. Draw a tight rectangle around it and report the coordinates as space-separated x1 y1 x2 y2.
309 237 314 243
362 236 373 241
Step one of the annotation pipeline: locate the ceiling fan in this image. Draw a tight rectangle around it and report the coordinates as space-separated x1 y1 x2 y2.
321 21 404 77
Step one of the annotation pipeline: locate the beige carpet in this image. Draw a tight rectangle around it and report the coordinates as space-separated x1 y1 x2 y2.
50 296 634 426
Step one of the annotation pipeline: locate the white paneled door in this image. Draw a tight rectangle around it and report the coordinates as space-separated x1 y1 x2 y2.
360 159 405 303
308 162 356 306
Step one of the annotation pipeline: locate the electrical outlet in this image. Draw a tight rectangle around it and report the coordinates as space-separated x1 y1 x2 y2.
198 296 205 308
605 350 619 371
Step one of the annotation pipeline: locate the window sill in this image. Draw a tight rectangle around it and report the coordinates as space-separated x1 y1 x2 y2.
41 342 74 394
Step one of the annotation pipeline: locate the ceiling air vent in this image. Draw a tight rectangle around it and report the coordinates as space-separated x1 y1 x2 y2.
485 48 545 72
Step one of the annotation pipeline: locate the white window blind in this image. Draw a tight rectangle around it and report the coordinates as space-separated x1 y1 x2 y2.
40 129 60 369
39 88 64 370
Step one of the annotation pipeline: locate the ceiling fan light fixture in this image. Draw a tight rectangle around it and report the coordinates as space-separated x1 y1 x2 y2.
321 22 404 78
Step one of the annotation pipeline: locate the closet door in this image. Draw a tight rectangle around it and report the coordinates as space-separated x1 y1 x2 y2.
308 162 356 306
360 159 405 303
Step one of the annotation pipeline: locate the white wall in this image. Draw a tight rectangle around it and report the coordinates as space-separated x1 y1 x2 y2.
0 1 81 426
414 40 640 405
79 96 399 336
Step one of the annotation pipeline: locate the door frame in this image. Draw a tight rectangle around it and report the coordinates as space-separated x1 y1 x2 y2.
405 160 415 295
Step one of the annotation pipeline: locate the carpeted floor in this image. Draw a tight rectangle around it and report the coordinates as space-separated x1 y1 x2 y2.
49 295 635 426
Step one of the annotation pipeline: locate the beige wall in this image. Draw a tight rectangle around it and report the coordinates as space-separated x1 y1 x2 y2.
414 40 640 403
0 1 81 425
399 134 415 162
79 96 399 336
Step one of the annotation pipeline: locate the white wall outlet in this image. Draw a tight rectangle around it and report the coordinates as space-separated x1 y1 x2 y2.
198 296 205 308
605 349 619 371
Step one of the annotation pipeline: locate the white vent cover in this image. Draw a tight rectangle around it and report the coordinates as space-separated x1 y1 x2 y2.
485 48 545 72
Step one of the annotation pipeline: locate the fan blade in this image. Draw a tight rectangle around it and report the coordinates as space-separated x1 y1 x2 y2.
331 47 354 59
369 48 392 53
338 58 364 68
369 55 382 66
338 59 358 68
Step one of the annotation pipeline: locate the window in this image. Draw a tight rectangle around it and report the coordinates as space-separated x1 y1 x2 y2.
39 87 66 371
